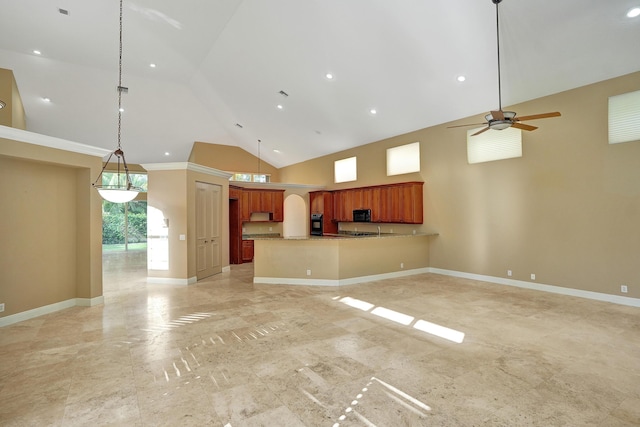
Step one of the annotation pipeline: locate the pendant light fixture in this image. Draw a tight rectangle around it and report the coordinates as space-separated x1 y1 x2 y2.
92 0 141 203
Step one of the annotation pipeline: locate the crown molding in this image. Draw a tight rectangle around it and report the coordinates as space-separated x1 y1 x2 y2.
0 125 111 157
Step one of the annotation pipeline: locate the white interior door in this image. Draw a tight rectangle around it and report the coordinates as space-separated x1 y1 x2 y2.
196 181 222 280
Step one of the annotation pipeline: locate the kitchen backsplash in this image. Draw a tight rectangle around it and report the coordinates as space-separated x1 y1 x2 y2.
242 221 283 235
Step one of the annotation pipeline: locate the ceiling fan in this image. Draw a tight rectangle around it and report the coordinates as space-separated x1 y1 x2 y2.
449 0 560 136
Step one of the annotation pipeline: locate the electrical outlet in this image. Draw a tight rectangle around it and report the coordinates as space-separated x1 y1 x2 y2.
507 270 512 277
306 269 311 276
621 285 628 293
530 273 536 280
400 262 404 269
0 303 4 313
269 227 273 231
390 228 393 233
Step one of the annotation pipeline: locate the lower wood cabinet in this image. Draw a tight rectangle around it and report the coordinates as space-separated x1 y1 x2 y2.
242 240 254 262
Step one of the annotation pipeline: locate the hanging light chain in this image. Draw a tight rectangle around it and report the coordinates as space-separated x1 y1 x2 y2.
117 0 123 150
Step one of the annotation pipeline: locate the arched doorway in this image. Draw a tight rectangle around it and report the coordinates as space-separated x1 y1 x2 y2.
283 194 307 237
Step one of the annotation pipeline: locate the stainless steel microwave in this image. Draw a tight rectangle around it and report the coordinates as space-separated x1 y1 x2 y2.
353 209 371 222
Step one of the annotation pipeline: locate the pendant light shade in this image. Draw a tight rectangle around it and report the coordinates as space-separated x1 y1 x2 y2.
92 0 141 203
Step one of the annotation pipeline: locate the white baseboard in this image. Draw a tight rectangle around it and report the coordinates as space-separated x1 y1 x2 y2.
146 276 198 285
428 268 640 308
254 267 431 287
0 296 106 328
76 296 105 307
222 266 231 273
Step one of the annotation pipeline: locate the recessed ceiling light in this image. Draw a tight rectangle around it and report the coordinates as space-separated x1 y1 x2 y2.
369 108 377 115
119 108 124 112
149 63 156 68
33 50 41 55
276 104 283 110
457 75 466 82
273 149 281 153
164 152 170 156
627 7 640 18
325 73 334 80
43 97 51 102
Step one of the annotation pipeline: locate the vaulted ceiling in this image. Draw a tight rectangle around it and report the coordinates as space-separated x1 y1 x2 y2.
1 0 639 168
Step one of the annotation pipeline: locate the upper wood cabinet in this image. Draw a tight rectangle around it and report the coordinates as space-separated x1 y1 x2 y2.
229 185 242 200
241 191 251 222
272 191 284 222
327 181 423 224
240 188 285 222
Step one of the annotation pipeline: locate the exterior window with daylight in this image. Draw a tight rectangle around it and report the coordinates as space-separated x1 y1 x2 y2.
334 156 357 183
467 127 522 164
609 90 640 144
387 142 420 176
230 173 270 183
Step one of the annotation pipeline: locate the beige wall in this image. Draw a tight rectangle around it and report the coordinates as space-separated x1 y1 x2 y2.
189 141 280 182
146 166 231 280
0 139 104 318
280 71 640 299
146 169 189 279
0 68 26 130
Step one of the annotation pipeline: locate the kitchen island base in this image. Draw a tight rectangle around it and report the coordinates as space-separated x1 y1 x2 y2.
253 234 431 286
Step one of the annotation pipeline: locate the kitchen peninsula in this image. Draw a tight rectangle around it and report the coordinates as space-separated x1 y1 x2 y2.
253 233 434 286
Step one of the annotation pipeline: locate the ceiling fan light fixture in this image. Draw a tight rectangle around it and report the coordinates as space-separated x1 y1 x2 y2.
627 7 640 18
488 121 512 131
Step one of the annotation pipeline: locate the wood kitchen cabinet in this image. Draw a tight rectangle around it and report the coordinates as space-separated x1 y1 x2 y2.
377 182 423 223
242 240 254 262
240 189 285 222
325 181 423 224
309 191 337 234
229 185 242 200
272 191 284 222
332 190 350 222
250 191 263 212
240 191 251 221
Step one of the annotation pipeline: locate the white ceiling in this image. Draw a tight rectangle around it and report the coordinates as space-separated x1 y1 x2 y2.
1 0 639 168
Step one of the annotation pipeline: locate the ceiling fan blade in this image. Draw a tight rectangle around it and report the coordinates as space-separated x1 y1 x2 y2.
447 123 486 129
471 127 491 136
515 112 561 121
490 110 505 120
511 122 538 131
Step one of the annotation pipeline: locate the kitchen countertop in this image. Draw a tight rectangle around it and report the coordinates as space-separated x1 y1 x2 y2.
242 233 282 240
250 232 438 240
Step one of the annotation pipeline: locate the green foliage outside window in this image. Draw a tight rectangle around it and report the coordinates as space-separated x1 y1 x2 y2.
102 200 147 245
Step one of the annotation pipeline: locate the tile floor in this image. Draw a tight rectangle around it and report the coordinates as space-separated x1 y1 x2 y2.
1 250 639 426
